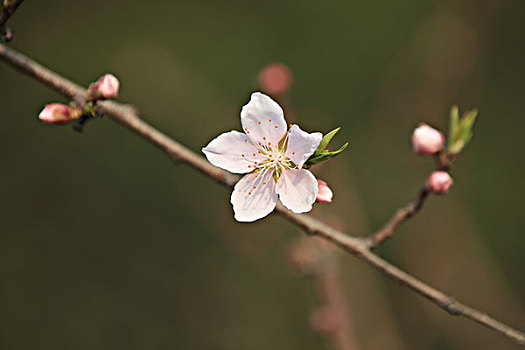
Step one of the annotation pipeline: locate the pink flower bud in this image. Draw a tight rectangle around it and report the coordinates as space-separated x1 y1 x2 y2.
316 180 333 203
426 171 453 194
87 74 119 100
38 103 75 124
412 123 444 155
258 63 292 95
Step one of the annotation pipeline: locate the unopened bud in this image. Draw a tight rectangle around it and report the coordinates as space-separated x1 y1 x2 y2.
426 171 453 194
412 123 444 155
316 180 333 203
258 63 292 95
87 74 119 100
38 103 76 124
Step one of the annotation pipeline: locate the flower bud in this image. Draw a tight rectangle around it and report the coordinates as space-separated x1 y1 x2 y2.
412 123 444 155
426 171 453 194
87 74 119 100
258 63 292 95
316 180 333 203
38 103 75 124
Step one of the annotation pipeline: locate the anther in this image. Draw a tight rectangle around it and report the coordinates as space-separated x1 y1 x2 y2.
248 192 251 195
263 182 267 185
253 186 256 189
263 137 266 140
248 165 251 168
258 121 261 124
269 119 272 122
242 154 245 157
292 152 295 155
253 153 256 156
274 125 278 128
258 142 262 146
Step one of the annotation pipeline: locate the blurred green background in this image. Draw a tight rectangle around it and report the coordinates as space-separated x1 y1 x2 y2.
1 0 525 349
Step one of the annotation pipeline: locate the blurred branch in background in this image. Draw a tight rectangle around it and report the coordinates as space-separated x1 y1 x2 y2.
287 236 362 350
1 42 524 346
268 75 360 349
0 0 24 41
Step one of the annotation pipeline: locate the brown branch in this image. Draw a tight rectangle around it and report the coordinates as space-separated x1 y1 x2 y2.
365 152 457 249
0 0 24 41
365 187 430 249
1 42 524 346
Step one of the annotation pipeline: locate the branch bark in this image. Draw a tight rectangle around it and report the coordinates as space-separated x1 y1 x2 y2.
1 42 524 346
0 0 24 41
365 151 457 249
365 187 430 249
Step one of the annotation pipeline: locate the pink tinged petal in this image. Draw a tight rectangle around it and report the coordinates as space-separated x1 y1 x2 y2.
241 92 287 147
202 131 265 174
230 170 278 222
285 124 322 168
276 169 318 214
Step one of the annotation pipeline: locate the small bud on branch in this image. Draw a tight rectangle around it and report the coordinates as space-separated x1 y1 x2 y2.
87 74 119 101
412 123 444 155
316 180 333 203
426 171 453 194
38 103 80 124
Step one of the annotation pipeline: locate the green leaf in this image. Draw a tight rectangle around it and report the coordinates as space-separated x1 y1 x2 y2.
313 127 340 155
305 142 348 167
447 107 478 154
448 105 460 149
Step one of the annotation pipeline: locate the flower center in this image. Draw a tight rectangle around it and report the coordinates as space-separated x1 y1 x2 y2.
247 140 295 181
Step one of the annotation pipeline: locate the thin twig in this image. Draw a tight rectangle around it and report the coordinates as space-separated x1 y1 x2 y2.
1 42 524 346
365 152 457 249
365 187 430 249
0 0 25 41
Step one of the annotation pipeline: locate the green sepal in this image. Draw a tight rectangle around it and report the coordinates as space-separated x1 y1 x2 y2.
447 106 478 154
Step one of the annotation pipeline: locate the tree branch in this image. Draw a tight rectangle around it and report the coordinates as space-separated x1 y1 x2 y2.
364 152 457 249
365 186 430 249
0 0 24 41
1 42 524 346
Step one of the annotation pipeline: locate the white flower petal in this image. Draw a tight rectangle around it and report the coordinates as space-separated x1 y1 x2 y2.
230 170 278 222
241 92 287 148
276 169 318 213
202 131 265 174
285 124 322 168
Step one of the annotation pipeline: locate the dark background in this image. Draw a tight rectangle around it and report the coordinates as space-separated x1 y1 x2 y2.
1 0 524 349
